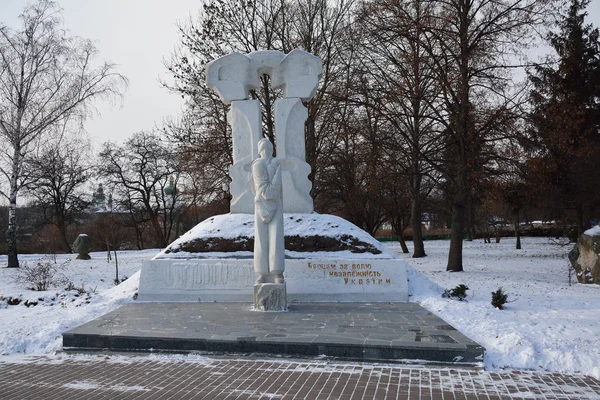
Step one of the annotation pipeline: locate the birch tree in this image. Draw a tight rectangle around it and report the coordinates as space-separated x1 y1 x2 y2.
0 0 126 267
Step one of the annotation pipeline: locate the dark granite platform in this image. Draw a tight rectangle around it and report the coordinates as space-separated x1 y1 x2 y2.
63 302 484 366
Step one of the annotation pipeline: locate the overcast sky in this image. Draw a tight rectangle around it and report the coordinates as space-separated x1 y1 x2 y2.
2 0 199 146
2 0 600 147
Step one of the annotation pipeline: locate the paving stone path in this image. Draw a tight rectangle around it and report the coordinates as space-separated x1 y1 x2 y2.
1 356 599 399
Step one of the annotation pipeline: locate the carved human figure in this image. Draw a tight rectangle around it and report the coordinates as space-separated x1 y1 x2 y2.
252 138 285 284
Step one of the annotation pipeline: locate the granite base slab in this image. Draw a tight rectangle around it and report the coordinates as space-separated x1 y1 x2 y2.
63 302 485 366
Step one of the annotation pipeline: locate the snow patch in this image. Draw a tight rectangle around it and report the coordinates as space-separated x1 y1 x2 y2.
584 225 600 236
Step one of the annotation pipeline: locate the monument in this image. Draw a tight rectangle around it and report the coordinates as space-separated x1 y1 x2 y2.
72 234 92 260
206 49 316 214
252 138 286 310
65 50 485 367
138 49 409 304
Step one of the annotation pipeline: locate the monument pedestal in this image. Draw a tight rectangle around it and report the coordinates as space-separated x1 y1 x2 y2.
138 258 408 303
254 283 287 311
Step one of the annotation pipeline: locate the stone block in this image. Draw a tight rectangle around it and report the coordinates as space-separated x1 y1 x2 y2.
570 226 600 284
73 234 92 260
206 53 259 104
275 98 313 213
254 283 287 311
248 50 285 77
137 258 409 302
272 49 323 101
228 100 262 213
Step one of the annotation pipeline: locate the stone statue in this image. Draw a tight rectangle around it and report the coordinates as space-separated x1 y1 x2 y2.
206 49 321 214
73 234 92 260
252 138 285 284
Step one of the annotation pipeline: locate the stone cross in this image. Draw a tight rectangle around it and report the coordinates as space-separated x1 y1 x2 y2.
206 49 322 214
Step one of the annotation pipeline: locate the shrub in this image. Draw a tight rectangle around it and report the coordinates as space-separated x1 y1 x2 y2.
0 295 21 306
13 258 68 291
442 284 469 301
491 288 509 310
65 281 97 295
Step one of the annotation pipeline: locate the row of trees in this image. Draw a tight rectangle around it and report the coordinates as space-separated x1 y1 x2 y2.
2 0 599 271
164 0 600 271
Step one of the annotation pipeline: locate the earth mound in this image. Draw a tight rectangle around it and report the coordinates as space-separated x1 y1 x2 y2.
155 213 394 260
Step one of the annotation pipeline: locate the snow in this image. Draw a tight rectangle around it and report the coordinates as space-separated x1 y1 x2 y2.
63 381 149 392
584 225 600 236
155 213 395 259
391 237 600 378
155 213 395 260
1 236 599 379
0 250 156 355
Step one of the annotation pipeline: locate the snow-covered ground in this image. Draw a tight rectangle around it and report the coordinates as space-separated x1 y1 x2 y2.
391 237 600 378
0 250 154 355
1 237 599 379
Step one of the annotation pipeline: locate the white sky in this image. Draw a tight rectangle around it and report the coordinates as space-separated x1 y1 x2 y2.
1 0 200 146
1 0 600 147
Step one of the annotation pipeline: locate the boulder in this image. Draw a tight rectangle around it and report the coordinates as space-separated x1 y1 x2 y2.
569 226 600 284
73 234 92 260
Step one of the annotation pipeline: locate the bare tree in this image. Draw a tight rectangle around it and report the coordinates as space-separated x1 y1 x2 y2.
357 0 443 258
418 0 554 271
0 0 126 267
93 210 130 283
98 131 183 248
24 133 93 253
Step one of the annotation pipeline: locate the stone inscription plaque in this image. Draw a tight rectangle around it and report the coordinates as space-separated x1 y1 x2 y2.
138 258 408 302
307 262 392 286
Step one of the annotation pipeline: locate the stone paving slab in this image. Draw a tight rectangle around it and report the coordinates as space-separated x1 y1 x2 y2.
63 302 484 365
1 355 599 399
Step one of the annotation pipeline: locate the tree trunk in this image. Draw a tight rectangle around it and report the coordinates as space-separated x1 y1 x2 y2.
445 0 470 273
114 249 119 282
7 148 20 268
58 227 71 253
411 195 426 258
515 210 521 250
446 182 466 272
397 235 409 254
392 219 409 253
447 203 465 271
261 75 276 145
576 203 584 238
466 201 474 241
56 213 72 253
149 213 167 248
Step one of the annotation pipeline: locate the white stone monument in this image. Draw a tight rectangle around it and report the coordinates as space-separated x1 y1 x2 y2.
205 49 321 214
137 49 410 304
252 138 286 310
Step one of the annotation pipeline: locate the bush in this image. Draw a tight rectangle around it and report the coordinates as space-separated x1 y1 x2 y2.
442 284 469 301
13 258 68 291
65 281 97 295
491 287 509 310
